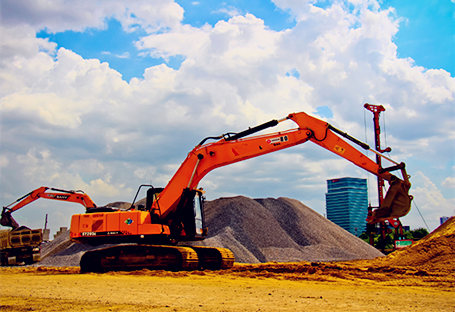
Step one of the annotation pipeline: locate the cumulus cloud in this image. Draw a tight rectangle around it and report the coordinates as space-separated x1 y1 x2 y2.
0 0 183 33
1 0 454 234
442 177 455 189
401 171 455 231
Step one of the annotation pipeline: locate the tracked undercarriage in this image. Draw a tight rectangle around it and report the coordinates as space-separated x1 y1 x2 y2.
80 244 234 273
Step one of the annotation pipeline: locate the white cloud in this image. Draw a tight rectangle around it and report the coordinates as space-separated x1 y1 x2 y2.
0 155 9 168
442 177 455 189
1 92 85 128
103 51 130 59
401 171 455 231
213 6 243 18
0 0 183 33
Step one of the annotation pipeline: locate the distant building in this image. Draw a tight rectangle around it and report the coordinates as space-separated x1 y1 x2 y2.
325 177 368 236
440 216 450 225
43 229 50 241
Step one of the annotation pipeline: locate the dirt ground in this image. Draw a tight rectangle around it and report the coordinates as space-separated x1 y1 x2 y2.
2 217 454 311
1 261 454 312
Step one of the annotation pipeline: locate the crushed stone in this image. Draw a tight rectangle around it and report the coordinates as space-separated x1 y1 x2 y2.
37 196 383 266
191 196 383 262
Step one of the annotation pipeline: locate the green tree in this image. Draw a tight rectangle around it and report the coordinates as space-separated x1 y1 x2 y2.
360 227 429 251
410 228 429 240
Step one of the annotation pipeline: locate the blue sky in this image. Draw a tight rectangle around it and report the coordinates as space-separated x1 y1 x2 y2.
35 0 297 81
1 0 454 235
177 0 296 30
37 19 184 80
36 0 454 81
381 0 455 75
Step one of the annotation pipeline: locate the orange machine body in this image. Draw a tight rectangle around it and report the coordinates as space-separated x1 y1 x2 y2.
70 210 171 242
70 111 411 244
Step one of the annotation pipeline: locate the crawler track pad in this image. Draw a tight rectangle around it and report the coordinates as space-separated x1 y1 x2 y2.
80 244 198 273
189 246 235 270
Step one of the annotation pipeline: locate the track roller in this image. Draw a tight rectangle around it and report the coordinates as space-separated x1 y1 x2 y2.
80 244 199 273
188 246 235 270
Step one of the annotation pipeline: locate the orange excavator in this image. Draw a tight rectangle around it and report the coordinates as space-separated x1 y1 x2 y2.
1 187 97 230
66 111 412 273
1 187 97 266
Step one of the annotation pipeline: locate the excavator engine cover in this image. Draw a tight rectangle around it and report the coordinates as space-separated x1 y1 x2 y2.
370 178 412 222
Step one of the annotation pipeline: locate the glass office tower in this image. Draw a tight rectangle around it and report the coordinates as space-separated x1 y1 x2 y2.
326 177 368 236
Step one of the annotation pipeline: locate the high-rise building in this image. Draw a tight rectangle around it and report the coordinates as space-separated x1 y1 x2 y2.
325 177 368 236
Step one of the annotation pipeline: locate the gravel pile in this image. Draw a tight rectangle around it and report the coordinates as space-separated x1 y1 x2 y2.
38 231 118 267
193 196 383 263
38 196 383 266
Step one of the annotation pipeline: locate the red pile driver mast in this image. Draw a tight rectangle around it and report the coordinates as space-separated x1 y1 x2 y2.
364 103 402 249
364 104 390 205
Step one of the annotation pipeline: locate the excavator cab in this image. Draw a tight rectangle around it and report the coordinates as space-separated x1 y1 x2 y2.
367 177 413 223
169 188 207 241
193 191 206 237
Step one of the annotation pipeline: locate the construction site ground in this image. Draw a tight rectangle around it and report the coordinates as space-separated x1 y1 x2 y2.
1 260 454 312
1 208 453 311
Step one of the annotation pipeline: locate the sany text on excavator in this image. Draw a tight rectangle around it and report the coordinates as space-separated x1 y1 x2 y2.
67 111 412 273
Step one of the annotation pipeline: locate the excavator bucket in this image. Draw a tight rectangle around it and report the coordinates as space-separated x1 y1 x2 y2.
1 208 19 229
367 178 413 223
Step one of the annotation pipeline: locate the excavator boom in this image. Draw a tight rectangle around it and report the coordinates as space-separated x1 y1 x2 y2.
154 112 411 221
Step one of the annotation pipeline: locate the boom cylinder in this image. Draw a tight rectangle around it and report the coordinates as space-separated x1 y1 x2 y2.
224 119 279 141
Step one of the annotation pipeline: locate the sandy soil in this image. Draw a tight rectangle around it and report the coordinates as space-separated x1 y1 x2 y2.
2 211 453 311
1 262 454 312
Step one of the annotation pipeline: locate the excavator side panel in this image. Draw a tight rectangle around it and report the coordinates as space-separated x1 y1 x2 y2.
70 211 171 243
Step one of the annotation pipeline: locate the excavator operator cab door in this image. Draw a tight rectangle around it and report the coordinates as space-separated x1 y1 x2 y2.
193 191 206 238
172 188 207 241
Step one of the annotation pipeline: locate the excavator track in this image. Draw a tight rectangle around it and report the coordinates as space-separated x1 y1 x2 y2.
188 246 235 270
79 245 235 273
80 244 199 273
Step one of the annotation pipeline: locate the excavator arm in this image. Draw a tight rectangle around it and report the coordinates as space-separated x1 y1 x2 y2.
1 187 97 229
154 112 411 224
